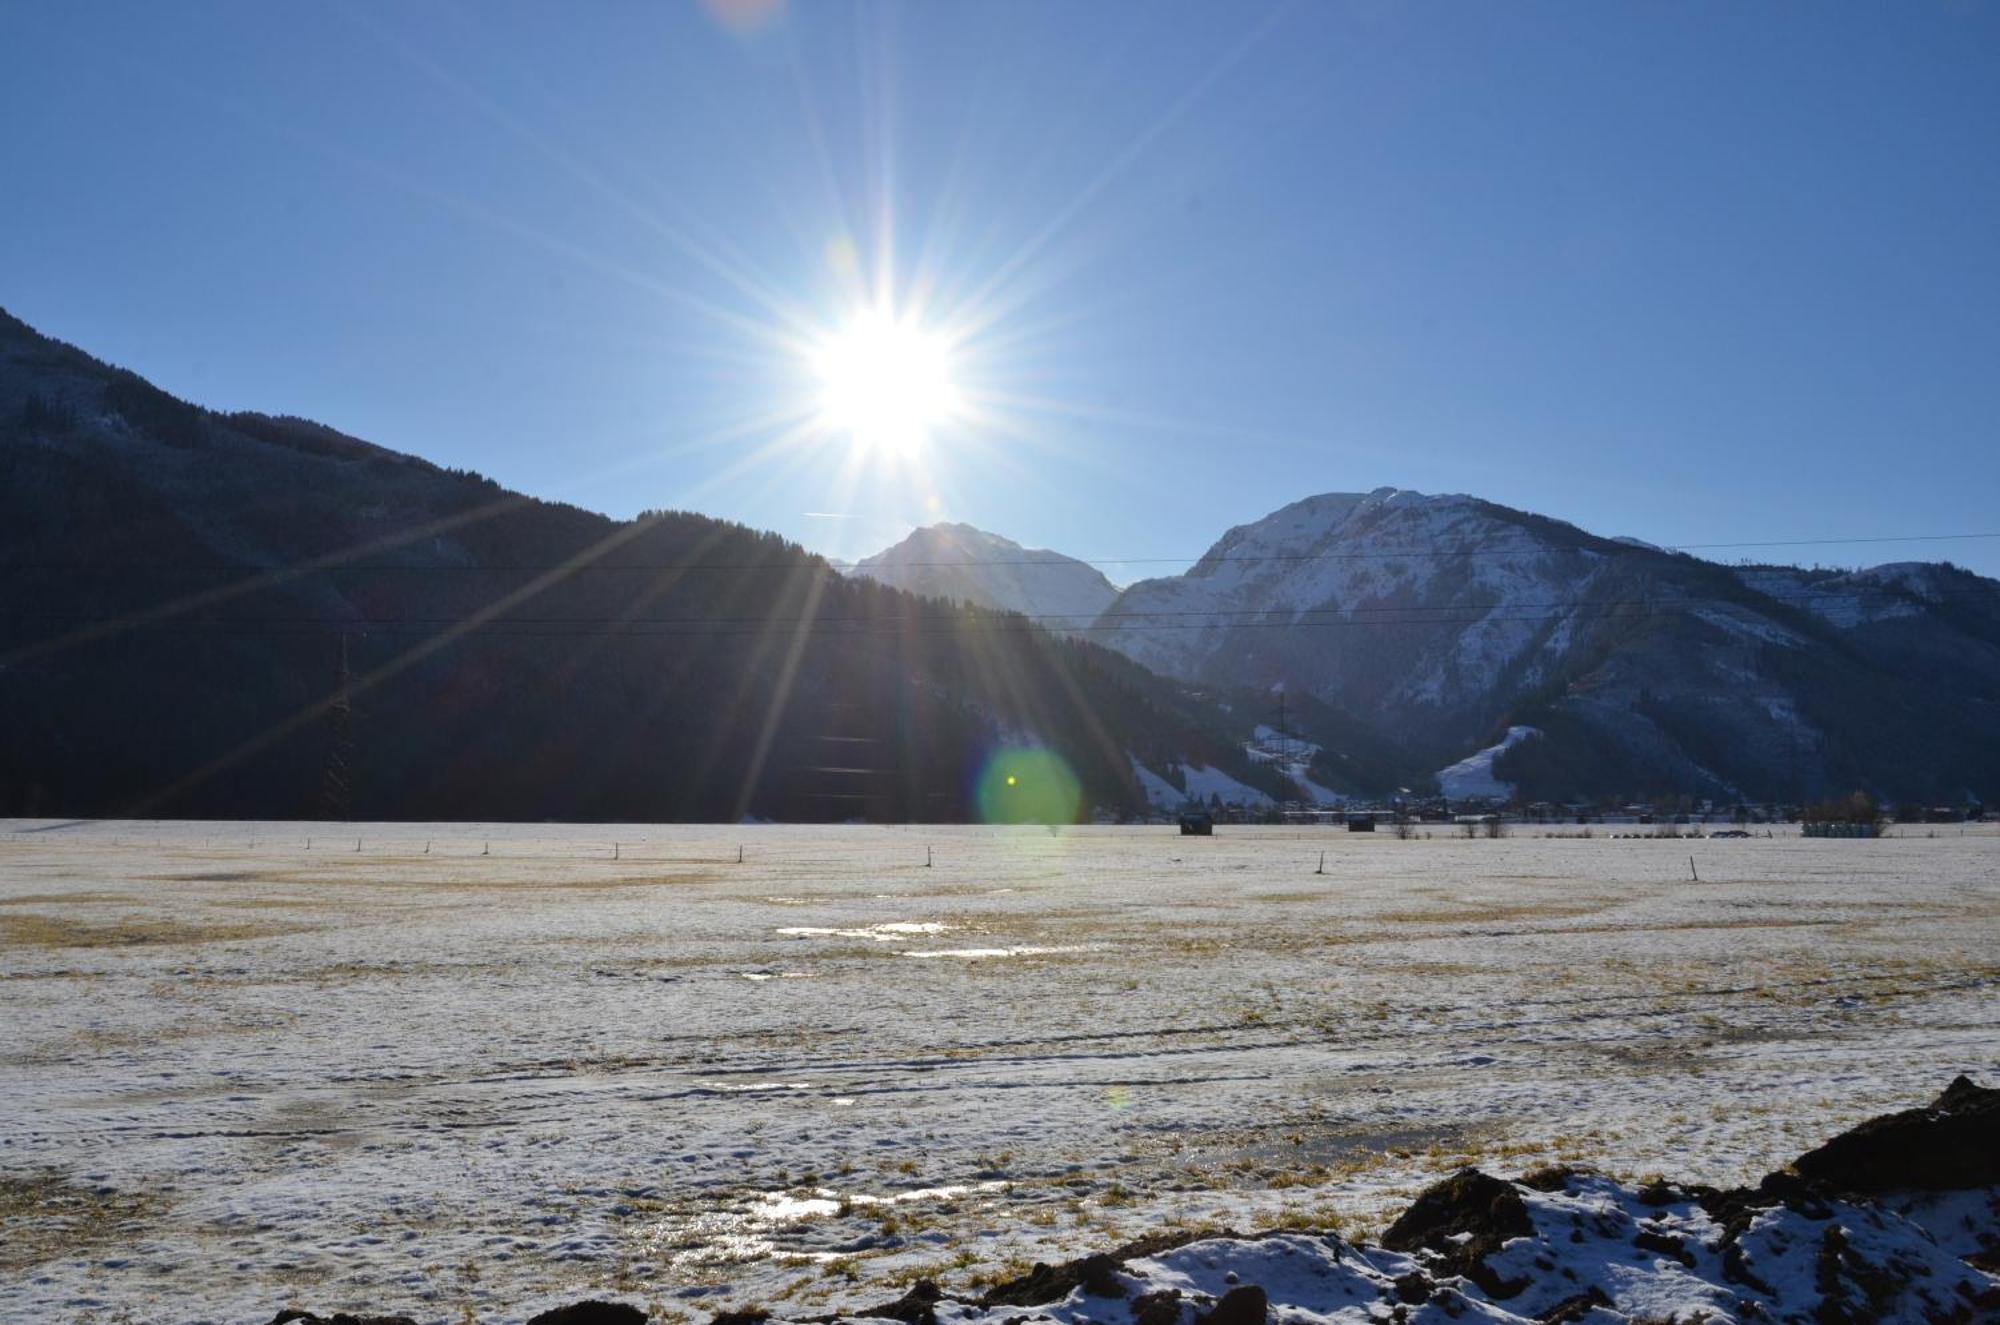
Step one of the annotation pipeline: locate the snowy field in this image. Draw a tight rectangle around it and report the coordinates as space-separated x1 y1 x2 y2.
2 821 1997 1324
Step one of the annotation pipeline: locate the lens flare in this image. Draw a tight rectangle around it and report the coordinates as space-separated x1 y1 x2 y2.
973 746 1082 825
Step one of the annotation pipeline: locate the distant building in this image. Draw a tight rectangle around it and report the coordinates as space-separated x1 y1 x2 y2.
1803 821 1880 838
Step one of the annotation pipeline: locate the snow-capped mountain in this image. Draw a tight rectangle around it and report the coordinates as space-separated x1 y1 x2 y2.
1092 486 2000 802
1101 489 1607 711
849 523 1118 628
838 490 2000 803
9 284 1994 809
860 487 1987 805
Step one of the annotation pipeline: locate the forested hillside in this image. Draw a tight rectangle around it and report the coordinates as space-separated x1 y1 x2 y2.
0 309 1288 821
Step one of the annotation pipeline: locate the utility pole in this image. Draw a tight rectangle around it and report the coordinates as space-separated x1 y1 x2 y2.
1270 688 1293 765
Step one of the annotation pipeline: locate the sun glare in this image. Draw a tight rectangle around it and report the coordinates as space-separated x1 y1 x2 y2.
811 310 961 457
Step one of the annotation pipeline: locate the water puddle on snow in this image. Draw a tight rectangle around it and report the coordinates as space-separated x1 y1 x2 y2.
776 922 952 942
902 943 1108 960
642 1180 1009 1268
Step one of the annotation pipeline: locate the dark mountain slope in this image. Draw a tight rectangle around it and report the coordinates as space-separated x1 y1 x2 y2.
0 309 1286 821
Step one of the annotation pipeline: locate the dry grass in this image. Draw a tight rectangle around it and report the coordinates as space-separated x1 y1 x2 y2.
0 892 129 907
142 863 731 894
1370 898 1620 926
0 912 307 948
0 1172 170 1274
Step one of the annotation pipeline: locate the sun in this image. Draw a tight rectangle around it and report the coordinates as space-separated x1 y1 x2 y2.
810 309 962 457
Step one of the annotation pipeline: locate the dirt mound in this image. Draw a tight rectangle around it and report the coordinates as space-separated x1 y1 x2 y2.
1381 1168 1531 1252
267 1302 646 1325
834 1280 943 1325
1788 1074 1999 1193
526 1302 649 1325
976 1228 1220 1307
1379 1166 1533 1298
1194 1284 1265 1325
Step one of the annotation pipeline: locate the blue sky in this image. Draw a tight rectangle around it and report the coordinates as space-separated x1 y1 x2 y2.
4 1 1997 577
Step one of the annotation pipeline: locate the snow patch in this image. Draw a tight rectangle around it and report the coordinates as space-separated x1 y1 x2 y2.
1128 756 1273 809
1179 764 1275 807
1435 725 1540 800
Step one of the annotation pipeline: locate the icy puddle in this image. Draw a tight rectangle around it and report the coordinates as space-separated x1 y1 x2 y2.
644 1181 1015 1269
2 820 1996 1323
777 921 954 940
903 943 1107 958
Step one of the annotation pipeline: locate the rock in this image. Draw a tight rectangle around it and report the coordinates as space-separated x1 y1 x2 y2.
1195 1285 1265 1325
267 1313 417 1325
1389 1271 1432 1305
1788 1075 1999 1193
527 1303 648 1325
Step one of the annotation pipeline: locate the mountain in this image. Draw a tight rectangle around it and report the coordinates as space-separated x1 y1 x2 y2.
849 523 1118 629
12 301 1993 815
0 308 1294 821
1092 488 2000 805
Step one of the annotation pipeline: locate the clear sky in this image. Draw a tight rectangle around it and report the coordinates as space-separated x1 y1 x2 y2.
4 1 1997 578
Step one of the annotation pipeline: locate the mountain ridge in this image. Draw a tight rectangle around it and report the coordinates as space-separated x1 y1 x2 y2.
9 301 1996 812
848 522 1118 629
0 307 1300 820
852 487 2000 804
